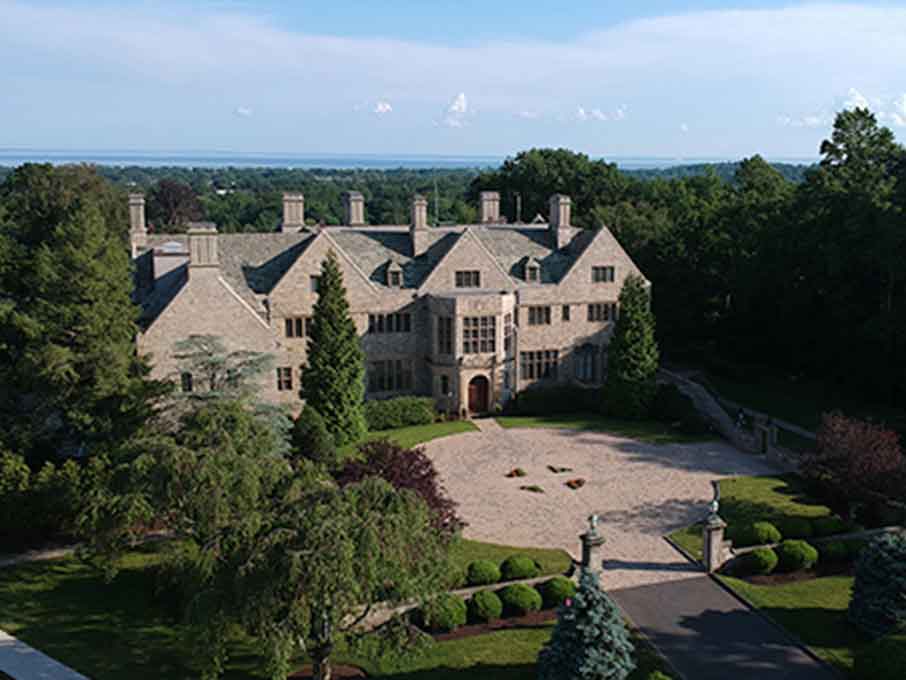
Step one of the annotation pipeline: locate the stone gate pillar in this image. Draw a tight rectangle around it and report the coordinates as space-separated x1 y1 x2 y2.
580 514 606 573
703 513 728 573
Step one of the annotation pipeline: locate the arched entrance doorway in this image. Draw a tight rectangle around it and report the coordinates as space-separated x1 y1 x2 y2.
468 375 490 414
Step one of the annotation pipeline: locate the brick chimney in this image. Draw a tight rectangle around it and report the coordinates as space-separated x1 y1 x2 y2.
187 222 219 272
282 192 305 232
343 191 365 226
410 195 429 257
549 194 572 250
129 193 147 256
479 191 500 223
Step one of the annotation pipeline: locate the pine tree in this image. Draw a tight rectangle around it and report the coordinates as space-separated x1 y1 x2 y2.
301 251 366 446
604 274 659 419
537 569 636 680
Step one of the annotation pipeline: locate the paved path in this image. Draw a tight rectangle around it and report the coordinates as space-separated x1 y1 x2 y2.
0 631 88 680
429 423 837 679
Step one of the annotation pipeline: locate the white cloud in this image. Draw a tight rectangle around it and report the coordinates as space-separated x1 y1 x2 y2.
679 123 689 133
776 112 828 128
613 107 627 121
517 110 540 119
234 106 253 118
439 92 468 127
575 105 624 122
843 87 871 111
373 100 393 115
892 94 906 127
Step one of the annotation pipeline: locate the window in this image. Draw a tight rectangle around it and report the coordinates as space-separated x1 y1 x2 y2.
369 313 412 334
562 305 570 321
588 303 618 322
463 316 496 354
504 313 513 353
527 265 540 282
180 372 193 393
455 270 481 288
310 275 321 293
389 270 402 287
437 316 453 354
368 359 414 392
575 348 596 382
440 374 450 396
285 316 312 338
276 367 293 391
520 350 559 380
592 266 615 283
527 306 551 326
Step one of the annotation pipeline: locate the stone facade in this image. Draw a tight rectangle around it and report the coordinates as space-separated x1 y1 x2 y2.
132 191 647 415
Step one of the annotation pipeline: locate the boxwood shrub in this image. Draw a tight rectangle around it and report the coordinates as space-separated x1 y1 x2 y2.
498 584 543 616
737 547 779 575
732 521 782 548
466 560 501 586
504 385 600 416
854 631 906 680
776 539 819 572
539 576 576 608
777 517 814 540
468 589 503 623
419 594 467 632
364 397 436 431
500 555 541 581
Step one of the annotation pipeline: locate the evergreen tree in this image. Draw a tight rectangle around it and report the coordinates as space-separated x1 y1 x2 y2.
537 569 636 680
604 274 660 419
301 251 366 446
290 404 341 469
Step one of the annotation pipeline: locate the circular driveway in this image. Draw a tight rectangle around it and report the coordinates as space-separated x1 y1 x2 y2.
424 420 777 592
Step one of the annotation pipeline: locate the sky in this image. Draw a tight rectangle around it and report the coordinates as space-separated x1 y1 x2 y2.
3 0 906 159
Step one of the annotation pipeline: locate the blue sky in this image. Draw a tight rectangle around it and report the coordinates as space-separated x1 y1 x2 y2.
3 1 906 159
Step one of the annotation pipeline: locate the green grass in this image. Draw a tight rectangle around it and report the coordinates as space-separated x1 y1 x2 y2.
668 474 833 560
340 420 478 456
0 547 670 680
702 371 906 434
720 574 867 674
449 539 573 577
496 413 712 444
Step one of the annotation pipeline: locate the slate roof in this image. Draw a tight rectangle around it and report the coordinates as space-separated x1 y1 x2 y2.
138 222 592 324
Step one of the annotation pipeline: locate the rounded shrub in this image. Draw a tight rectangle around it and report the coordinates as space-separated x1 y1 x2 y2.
419 594 467 633
291 405 341 468
854 632 906 680
500 555 541 581
646 673 673 680
849 533 906 637
499 583 543 616
466 560 501 587
777 517 814 540
539 576 577 609
468 590 503 623
818 541 850 564
737 547 778 575
733 521 781 547
812 516 849 537
776 540 819 572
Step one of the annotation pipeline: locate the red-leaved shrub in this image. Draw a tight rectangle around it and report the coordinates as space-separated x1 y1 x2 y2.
802 412 904 518
336 439 464 535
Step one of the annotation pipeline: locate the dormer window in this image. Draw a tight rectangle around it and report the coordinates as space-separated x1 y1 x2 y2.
524 257 542 283
386 260 403 287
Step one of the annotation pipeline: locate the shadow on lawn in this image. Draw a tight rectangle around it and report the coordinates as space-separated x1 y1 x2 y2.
375 664 535 680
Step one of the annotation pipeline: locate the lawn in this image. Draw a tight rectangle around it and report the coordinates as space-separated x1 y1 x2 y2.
668 474 833 560
340 420 478 457
0 546 670 680
449 539 573 577
495 413 712 444
720 574 867 674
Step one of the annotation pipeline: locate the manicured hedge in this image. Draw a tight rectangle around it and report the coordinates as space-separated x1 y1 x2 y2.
737 547 778 575
364 396 436 431
812 516 849 537
776 540 819 572
500 555 541 581
777 517 814 540
504 385 601 416
499 584 543 616
732 521 782 548
419 594 467 632
539 576 576 608
466 560 501 587
854 632 906 680
468 590 503 623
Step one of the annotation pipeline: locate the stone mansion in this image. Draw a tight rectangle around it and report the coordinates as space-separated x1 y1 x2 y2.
130 190 647 415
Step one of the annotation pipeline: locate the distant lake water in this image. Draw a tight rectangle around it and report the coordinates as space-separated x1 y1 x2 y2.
0 149 816 170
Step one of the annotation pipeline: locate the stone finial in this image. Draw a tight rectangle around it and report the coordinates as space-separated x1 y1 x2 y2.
343 191 365 226
479 191 500 223
549 194 572 249
187 222 219 269
282 192 305 232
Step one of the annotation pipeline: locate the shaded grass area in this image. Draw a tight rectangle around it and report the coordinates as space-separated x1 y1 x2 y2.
668 474 833 560
702 371 906 434
449 539 573 577
496 414 712 445
340 421 478 457
0 547 669 680
720 574 867 674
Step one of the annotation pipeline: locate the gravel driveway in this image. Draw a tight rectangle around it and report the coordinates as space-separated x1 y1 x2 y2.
425 419 777 591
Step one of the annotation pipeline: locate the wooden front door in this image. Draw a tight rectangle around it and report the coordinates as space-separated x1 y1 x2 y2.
468 376 489 413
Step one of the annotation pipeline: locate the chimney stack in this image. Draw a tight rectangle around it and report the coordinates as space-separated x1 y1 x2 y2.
410 195 429 257
187 222 219 272
479 191 500 223
549 194 572 250
282 192 305 232
343 191 365 226
129 193 147 255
